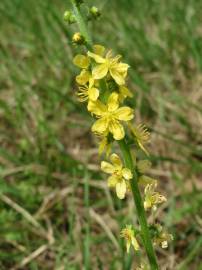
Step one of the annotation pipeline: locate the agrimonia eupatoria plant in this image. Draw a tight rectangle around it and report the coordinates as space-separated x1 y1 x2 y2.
64 1 172 269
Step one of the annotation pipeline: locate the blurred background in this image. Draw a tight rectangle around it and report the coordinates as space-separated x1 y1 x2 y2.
1 0 202 269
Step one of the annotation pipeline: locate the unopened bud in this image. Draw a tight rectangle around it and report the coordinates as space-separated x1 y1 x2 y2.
90 6 101 19
63 10 76 24
72 32 85 45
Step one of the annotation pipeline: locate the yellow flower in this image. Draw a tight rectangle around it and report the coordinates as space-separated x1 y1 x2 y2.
120 225 140 253
118 85 133 102
93 44 105 56
153 224 173 249
77 79 99 104
144 183 167 211
87 48 129 85
76 69 91 85
73 54 90 69
129 123 150 155
101 153 132 199
98 134 111 157
74 45 105 85
88 92 134 140
73 45 105 70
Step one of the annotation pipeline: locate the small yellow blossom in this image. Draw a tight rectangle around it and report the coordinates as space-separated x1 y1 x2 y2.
93 44 105 56
88 92 134 140
76 69 91 85
98 134 111 157
118 85 133 102
87 48 129 85
120 225 140 253
101 153 132 199
144 183 167 211
73 45 105 70
74 45 106 85
77 79 99 104
153 224 173 249
73 54 90 69
129 123 150 155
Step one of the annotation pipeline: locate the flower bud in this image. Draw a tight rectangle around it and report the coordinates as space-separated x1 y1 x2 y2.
63 10 76 24
90 6 101 19
72 32 85 45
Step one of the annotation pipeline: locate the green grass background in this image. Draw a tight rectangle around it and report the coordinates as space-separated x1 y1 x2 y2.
0 0 202 269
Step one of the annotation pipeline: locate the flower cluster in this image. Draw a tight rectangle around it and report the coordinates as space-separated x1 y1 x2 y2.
73 45 136 146
73 44 172 258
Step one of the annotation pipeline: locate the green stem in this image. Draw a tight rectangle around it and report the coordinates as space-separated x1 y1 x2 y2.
84 170 90 269
119 139 159 270
71 0 93 49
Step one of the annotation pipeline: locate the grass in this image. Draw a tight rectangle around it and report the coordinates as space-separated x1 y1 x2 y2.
0 0 202 269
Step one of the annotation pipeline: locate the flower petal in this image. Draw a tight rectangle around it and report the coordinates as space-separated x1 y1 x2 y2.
116 180 126 199
109 120 125 140
144 198 152 210
88 100 107 115
76 70 91 85
108 175 118 187
114 107 134 121
110 153 122 168
93 44 105 56
92 117 108 134
87 51 105 63
131 238 140 251
89 77 95 88
107 92 119 112
119 85 133 98
116 62 129 74
122 168 133 180
73 55 90 68
98 135 111 156
110 68 125 85
101 161 115 174
88 87 99 101
126 241 131 253
92 64 108 80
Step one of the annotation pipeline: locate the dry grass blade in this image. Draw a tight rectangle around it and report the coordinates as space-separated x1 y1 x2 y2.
0 164 47 178
89 208 119 250
0 194 43 229
35 187 73 218
0 194 51 241
12 244 49 270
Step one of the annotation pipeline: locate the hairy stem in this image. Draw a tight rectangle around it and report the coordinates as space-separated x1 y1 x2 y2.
119 139 159 270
